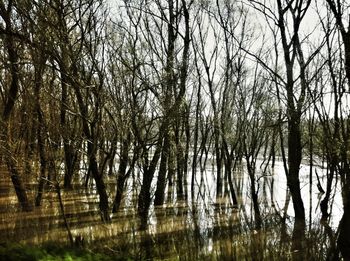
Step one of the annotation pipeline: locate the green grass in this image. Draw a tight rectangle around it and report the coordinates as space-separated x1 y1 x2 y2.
0 242 132 261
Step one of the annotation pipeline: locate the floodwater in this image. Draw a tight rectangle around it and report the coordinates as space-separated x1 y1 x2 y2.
0 159 342 260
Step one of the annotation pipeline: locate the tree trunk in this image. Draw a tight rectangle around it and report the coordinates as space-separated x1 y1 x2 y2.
87 142 110 222
320 161 335 220
287 116 306 224
138 142 163 229
338 195 350 260
63 144 78 189
6 157 33 211
176 138 185 200
247 161 261 229
154 135 169 206
183 106 190 199
226 158 238 206
215 130 223 198
112 175 127 213
112 139 129 213
0 12 32 211
138 168 154 229
35 109 47 206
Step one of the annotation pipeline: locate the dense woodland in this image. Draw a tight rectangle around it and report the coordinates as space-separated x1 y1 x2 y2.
1 0 350 260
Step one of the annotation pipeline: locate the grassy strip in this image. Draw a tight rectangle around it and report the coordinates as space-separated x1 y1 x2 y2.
0 242 131 261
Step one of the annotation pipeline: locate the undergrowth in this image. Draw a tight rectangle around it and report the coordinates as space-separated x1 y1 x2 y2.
0 242 131 261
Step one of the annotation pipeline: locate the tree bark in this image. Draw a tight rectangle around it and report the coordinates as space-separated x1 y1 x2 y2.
154 135 169 206
112 138 129 213
287 115 306 224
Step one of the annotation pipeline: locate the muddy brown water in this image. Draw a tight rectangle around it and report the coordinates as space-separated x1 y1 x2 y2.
0 160 342 260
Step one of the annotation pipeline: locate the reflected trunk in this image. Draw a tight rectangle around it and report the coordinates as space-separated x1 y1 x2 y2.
291 219 306 260
338 170 350 260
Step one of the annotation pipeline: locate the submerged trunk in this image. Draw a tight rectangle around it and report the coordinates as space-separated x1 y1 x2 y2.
138 144 162 229
286 113 306 257
113 175 127 213
138 168 154 229
226 158 238 206
338 157 350 260
287 115 306 226
215 134 223 198
1 105 32 212
88 143 110 222
112 139 129 213
7 158 33 212
338 195 350 260
63 143 80 189
245 148 261 229
248 170 261 229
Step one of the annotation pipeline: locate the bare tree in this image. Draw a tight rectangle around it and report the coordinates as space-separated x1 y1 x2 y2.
0 1 32 211
324 0 350 258
47 0 111 221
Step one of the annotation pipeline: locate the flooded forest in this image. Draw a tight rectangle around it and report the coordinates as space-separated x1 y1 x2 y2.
1 0 350 260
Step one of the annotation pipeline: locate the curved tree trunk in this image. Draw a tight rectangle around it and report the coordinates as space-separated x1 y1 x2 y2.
287 116 306 225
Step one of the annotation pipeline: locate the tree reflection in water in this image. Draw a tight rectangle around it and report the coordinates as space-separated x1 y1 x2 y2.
0 160 343 260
